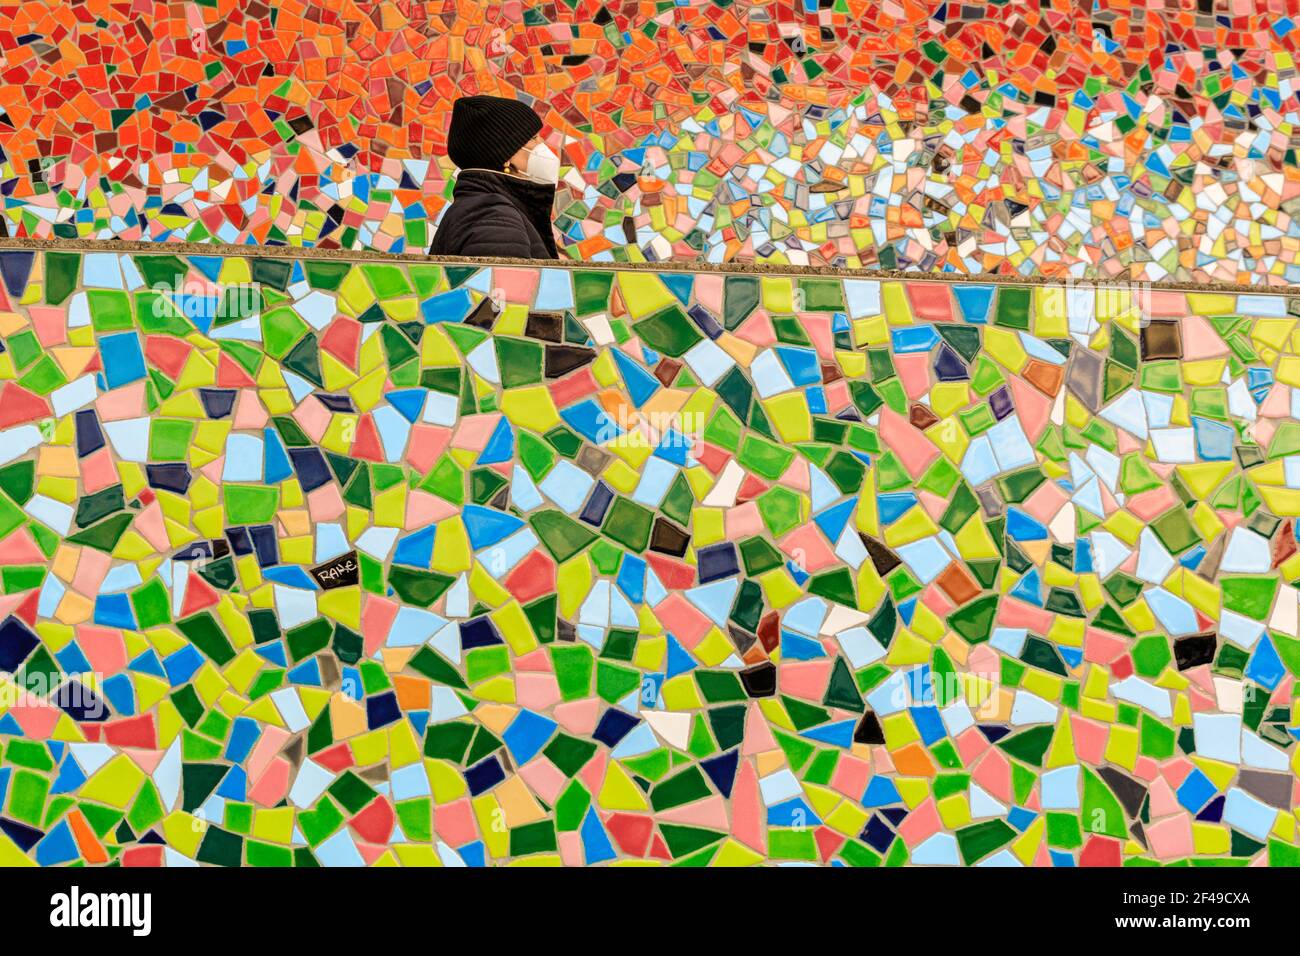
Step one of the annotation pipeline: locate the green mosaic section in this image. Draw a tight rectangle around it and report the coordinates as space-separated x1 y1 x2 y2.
0 248 1294 868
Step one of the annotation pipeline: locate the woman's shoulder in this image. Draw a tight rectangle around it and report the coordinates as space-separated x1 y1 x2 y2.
446 188 526 222
431 190 537 257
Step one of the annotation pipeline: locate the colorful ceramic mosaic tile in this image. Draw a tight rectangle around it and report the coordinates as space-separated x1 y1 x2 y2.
0 245 1295 867
3 1 1300 281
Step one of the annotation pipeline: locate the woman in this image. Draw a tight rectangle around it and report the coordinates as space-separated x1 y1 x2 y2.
429 95 563 260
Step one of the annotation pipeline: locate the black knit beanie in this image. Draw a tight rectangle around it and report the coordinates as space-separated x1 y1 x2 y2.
446 95 543 172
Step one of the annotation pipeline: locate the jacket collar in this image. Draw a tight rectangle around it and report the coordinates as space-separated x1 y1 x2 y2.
453 169 559 258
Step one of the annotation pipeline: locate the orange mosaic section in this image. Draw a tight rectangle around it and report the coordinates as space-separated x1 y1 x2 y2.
0 1 1298 281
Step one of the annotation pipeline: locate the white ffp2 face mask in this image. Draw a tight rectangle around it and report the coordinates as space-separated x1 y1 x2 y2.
522 143 560 185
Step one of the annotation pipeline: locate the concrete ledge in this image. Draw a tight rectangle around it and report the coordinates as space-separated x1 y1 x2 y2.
0 236 1294 296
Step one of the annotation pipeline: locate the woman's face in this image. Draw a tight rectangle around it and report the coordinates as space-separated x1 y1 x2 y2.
507 136 541 173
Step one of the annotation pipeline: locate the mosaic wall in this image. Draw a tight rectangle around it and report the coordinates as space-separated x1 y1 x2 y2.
0 245 1293 868
2 1 1300 282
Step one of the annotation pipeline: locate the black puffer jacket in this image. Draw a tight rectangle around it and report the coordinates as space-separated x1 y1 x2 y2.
429 169 560 259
